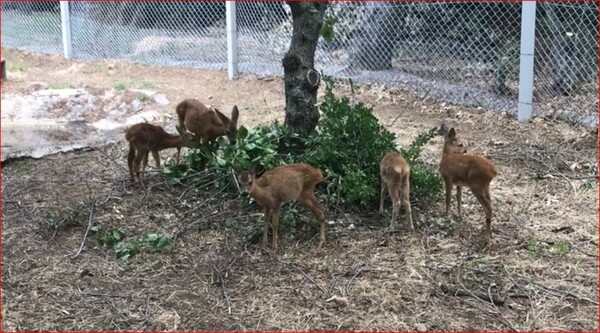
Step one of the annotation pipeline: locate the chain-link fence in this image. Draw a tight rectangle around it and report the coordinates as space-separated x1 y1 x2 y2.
533 1 598 123
2 1 597 124
1 1 62 54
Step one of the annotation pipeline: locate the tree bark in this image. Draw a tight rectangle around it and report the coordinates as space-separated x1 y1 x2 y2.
282 1 328 134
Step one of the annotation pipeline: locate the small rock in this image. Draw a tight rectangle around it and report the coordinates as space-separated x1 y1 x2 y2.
26 81 49 92
325 295 349 307
154 94 169 106
415 323 427 332
348 223 355 231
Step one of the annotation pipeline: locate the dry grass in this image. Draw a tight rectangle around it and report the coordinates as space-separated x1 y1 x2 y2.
1 48 598 331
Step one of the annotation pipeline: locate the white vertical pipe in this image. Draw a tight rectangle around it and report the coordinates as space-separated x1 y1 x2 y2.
60 1 72 59
226 1 238 79
517 1 538 122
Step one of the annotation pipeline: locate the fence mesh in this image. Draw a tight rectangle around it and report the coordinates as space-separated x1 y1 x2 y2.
1 1 597 123
533 1 598 122
1 1 62 55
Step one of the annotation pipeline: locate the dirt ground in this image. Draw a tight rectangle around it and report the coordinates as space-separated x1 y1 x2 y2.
1 48 599 331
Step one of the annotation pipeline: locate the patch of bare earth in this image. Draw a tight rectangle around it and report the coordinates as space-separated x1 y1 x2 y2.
2 48 598 331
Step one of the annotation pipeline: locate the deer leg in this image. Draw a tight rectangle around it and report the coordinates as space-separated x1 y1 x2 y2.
472 187 492 245
262 207 271 248
483 186 493 240
127 145 136 182
139 152 149 185
401 175 414 231
175 148 181 165
141 151 149 171
151 150 161 169
388 183 400 232
133 150 147 188
444 180 452 218
456 185 463 220
299 190 326 249
271 206 281 255
379 177 387 213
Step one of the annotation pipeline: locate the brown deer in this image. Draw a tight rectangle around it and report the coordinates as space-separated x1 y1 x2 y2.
175 98 240 145
125 122 198 187
237 163 326 255
379 151 414 231
438 123 498 245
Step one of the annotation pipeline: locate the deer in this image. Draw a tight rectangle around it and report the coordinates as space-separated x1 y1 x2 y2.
125 122 198 188
175 98 240 146
236 163 326 256
438 123 498 245
379 151 414 231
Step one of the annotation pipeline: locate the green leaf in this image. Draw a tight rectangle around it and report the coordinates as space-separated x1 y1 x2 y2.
154 237 173 251
144 233 159 242
216 156 227 167
237 126 249 140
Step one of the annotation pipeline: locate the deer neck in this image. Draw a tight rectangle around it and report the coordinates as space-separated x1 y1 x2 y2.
249 179 271 204
159 134 184 150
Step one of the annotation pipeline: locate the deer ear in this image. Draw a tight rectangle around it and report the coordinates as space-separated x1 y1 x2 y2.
448 128 456 138
175 125 185 136
249 163 258 175
439 123 449 136
231 105 239 126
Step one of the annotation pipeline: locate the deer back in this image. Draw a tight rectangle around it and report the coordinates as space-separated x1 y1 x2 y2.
380 151 410 183
126 122 196 151
438 124 497 186
176 99 239 144
239 163 324 206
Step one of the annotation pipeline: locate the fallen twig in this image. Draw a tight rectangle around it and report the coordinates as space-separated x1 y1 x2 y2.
220 275 232 314
463 298 518 331
521 278 598 305
95 147 128 173
71 197 96 259
439 283 505 306
213 264 232 314
504 267 537 330
287 263 327 295
550 174 598 180
231 168 241 194
82 292 128 298
345 261 365 296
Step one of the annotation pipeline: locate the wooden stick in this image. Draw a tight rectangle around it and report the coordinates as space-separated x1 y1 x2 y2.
439 283 505 306
71 197 96 259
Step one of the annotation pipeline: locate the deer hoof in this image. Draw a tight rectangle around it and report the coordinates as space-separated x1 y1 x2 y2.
385 226 398 234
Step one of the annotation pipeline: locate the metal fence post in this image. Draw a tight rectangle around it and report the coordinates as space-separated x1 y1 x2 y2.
60 1 72 59
226 1 239 79
517 1 537 122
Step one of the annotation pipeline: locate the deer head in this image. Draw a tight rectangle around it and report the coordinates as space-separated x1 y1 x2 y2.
237 164 258 194
214 105 240 145
440 123 467 155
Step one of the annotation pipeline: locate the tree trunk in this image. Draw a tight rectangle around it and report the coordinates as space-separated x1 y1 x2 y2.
349 3 407 70
282 1 328 134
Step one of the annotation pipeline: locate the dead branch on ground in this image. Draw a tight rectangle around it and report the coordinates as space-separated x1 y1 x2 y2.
71 195 96 259
439 283 505 306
